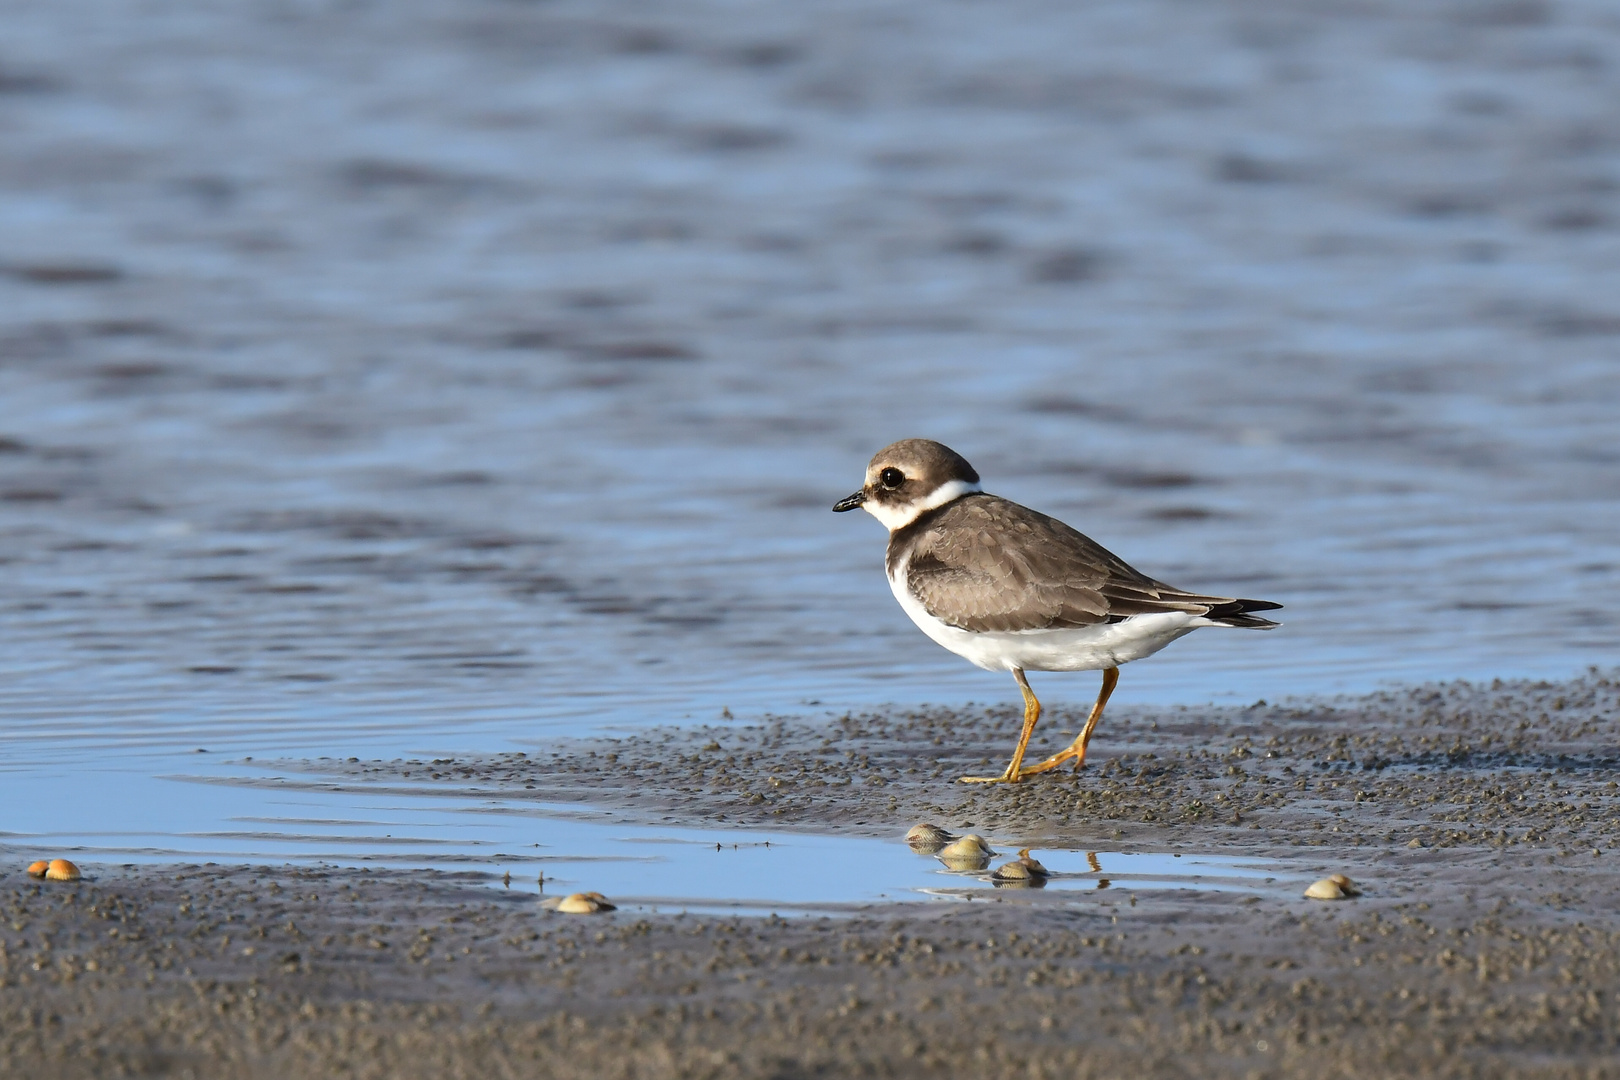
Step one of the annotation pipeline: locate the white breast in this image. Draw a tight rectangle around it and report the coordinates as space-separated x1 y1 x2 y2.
887 555 1206 673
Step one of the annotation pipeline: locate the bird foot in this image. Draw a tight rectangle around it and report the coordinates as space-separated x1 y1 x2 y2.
1015 746 1088 779
957 769 1024 784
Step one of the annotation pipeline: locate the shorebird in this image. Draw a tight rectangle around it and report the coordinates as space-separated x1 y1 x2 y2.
834 439 1280 784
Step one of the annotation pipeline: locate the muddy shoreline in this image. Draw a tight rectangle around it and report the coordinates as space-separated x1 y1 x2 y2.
286 673 1620 858
9 675 1620 1078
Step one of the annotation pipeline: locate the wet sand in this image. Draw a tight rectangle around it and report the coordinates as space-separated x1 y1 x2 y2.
10 675 1620 1078
298 672 1620 857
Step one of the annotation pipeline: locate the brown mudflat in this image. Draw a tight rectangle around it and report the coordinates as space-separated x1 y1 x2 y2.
8 675 1620 1078
300 673 1620 857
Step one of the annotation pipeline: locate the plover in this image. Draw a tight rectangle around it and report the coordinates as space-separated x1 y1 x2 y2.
834 439 1280 784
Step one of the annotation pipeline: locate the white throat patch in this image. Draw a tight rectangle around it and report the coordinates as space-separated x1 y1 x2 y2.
861 478 981 531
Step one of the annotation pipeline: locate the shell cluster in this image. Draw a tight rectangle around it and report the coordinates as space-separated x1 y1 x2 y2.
1303 873 1360 900
26 859 80 882
542 891 616 914
910 824 1054 884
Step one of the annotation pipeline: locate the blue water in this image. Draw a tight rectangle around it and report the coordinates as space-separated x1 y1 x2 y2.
0 763 1292 911
2 0 1618 868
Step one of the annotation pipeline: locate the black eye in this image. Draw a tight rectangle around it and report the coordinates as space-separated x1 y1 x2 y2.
879 467 905 489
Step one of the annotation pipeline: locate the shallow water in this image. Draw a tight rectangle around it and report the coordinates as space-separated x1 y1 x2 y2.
1 764 1289 913
3 1 1620 861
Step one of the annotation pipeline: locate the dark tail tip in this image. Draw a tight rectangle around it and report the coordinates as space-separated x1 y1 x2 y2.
1207 597 1282 629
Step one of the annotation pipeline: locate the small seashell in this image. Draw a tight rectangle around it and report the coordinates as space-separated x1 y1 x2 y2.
938 834 995 871
544 891 616 914
1328 873 1360 896
939 834 993 858
27 860 49 879
559 892 614 914
1304 877 1347 900
991 850 1050 886
905 823 955 852
45 859 81 882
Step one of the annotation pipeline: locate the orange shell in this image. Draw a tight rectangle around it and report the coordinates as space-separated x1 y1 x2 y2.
45 858 81 882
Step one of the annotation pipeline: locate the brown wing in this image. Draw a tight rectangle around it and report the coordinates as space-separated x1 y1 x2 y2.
889 494 1268 633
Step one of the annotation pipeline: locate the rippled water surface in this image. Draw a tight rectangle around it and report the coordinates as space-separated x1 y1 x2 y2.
3 0 1619 863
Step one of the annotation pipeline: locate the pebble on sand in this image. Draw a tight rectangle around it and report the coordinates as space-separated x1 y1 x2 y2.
543 891 616 914
1304 874 1360 900
45 858 81 882
26 860 49 879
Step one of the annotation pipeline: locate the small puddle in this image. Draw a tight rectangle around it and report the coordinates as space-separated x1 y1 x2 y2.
3 764 1297 915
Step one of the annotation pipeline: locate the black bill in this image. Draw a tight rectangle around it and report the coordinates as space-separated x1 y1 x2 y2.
832 490 866 512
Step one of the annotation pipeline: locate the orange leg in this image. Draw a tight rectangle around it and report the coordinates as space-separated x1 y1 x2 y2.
959 669 1042 784
1017 667 1119 778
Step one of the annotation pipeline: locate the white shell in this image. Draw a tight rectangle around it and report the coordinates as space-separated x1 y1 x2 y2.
992 848 1050 882
906 823 955 852
1304 878 1347 900
542 891 616 914
938 834 993 858
938 834 995 871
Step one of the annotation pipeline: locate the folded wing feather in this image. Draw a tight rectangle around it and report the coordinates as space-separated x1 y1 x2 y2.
894 495 1256 634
